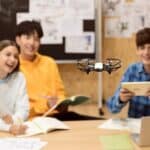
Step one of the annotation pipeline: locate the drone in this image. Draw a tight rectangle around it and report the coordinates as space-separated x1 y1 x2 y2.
77 58 121 74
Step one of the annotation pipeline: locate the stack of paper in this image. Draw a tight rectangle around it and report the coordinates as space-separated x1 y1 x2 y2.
0 138 47 150
98 118 141 134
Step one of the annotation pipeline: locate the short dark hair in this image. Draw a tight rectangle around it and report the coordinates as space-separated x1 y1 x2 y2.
15 20 43 38
136 28 150 47
0 40 20 73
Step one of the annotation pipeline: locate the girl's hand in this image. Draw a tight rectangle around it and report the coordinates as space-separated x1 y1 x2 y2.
2 114 13 124
9 124 27 135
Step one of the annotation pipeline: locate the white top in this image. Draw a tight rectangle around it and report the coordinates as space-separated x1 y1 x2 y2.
0 72 29 131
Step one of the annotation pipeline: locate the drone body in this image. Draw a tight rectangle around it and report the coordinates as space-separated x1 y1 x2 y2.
77 58 121 74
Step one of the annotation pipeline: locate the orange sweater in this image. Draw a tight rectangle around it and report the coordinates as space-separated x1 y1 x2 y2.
19 53 66 118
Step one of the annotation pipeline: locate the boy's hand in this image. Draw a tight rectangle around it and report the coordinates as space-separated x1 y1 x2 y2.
2 114 13 124
46 96 58 108
146 88 150 97
9 124 27 135
56 103 68 113
119 88 134 102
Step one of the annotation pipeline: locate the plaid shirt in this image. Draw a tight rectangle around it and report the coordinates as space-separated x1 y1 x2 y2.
107 62 150 118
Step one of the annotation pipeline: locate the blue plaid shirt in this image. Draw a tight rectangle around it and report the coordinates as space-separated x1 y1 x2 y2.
107 62 150 118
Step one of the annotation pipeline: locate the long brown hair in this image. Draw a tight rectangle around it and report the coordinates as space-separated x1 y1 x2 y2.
0 40 20 73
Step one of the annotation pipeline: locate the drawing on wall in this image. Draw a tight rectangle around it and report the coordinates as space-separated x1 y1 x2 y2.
102 0 122 16
65 33 94 53
102 0 150 38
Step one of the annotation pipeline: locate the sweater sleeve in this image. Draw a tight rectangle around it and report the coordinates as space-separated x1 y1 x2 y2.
53 62 66 101
107 86 127 113
107 67 131 114
12 73 29 123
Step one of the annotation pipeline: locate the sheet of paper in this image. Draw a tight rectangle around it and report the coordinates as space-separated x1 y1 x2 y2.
65 33 95 53
100 134 134 150
29 0 65 14
0 138 47 150
66 0 95 19
98 118 141 134
60 16 82 36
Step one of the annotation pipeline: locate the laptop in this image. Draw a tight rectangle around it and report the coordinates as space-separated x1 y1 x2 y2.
132 116 150 147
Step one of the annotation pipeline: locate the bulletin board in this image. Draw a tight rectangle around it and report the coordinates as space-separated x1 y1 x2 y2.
0 0 97 61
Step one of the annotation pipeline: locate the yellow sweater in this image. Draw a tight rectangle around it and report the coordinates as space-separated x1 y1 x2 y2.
19 53 66 118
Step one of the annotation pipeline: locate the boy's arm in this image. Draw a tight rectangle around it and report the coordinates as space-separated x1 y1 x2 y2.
107 67 131 113
107 87 127 113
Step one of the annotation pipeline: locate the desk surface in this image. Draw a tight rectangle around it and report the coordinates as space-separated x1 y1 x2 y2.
0 120 150 150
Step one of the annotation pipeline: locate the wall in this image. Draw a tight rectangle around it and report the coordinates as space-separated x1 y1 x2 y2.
58 64 99 103
102 31 139 101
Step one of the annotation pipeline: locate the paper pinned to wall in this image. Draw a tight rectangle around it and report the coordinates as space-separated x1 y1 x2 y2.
65 32 95 53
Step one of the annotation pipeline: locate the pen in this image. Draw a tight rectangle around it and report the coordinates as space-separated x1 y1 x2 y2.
16 117 23 125
43 103 58 117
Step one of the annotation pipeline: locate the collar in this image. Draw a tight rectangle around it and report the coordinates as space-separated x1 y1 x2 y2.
138 63 144 73
138 63 150 75
19 53 41 65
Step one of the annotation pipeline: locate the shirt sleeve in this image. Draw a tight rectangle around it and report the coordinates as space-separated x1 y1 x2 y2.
12 73 29 123
107 67 131 113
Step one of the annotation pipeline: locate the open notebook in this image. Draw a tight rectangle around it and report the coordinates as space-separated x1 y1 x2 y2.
43 95 89 116
18 117 70 137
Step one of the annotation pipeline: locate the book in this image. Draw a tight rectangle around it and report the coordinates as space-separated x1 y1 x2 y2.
43 95 89 117
121 81 150 96
18 117 70 137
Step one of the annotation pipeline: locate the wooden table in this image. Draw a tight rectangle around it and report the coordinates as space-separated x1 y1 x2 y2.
0 120 150 150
